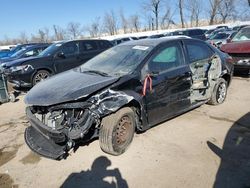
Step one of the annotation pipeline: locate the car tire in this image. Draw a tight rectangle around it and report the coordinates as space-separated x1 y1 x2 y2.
99 107 135 156
32 70 50 86
208 78 227 105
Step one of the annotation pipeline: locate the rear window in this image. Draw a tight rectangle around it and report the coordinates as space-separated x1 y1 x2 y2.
186 41 214 62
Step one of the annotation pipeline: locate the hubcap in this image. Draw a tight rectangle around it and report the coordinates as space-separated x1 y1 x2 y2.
34 72 49 84
217 82 226 103
115 116 133 147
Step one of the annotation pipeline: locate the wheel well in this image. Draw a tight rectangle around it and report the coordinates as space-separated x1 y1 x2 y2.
221 74 231 86
31 68 53 85
36 68 53 74
126 99 143 132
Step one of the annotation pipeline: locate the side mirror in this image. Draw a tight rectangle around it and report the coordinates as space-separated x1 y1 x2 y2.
57 51 65 58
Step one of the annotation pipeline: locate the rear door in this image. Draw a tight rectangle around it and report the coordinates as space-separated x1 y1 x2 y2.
144 41 192 125
53 41 80 73
78 41 101 65
183 40 216 102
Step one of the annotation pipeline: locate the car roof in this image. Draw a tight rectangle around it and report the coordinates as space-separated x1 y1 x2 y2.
55 39 110 44
119 37 197 47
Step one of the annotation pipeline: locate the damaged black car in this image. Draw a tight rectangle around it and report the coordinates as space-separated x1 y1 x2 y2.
24 37 234 160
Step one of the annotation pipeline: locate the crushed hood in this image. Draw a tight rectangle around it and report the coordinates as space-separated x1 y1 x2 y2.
221 41 250 54
25 69 119 106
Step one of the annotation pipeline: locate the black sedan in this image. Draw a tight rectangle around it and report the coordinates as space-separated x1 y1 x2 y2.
24 37 234 160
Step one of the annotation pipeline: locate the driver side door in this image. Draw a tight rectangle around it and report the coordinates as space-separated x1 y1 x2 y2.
54 41 80 73
144 41 192 126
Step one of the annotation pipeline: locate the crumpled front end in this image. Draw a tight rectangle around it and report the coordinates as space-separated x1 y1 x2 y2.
24 89 135 160
24 101 97 160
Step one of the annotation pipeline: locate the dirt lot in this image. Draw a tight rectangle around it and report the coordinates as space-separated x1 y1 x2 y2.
0 77 249 188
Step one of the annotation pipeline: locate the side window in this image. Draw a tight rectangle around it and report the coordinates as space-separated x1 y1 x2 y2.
98 41 112 49
62 42 79 56
186 42 214 63
148 43 184 72
23 50 35 57
82 41 98 52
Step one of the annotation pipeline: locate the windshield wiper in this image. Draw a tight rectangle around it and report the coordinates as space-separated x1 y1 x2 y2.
83 70 110 77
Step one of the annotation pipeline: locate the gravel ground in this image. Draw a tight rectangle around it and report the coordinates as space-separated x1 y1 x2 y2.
0 76 249 188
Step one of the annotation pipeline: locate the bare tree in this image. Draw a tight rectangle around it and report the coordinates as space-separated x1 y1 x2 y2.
86 17 101 37
103 10 118 35
161 5 176 29
67 22 82 39
120 9 128 34
129 14 140 32
178 0 185 28
218 0 236 23
35 28 50 43
19 32 29 44
143 0 161 30
208 0 222 25
38 29 46 42
185 0 202 27
53 25 66 41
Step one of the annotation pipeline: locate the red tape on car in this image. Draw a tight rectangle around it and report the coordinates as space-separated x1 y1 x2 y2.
142 74 152 96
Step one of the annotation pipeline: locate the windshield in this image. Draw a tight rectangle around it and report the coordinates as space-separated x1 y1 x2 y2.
10 48 26 58
39 42 63 57
210 33 230 40
79 45 153 76
232 28 250 42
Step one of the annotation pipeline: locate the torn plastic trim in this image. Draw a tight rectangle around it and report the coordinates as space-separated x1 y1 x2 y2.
87 89 134 117
25 126 68 160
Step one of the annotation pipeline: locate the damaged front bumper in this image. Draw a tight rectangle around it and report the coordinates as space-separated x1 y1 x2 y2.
24 89 135 160
24 106 96 160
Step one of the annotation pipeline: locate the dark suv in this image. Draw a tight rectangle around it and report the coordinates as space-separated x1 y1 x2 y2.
24 38 233 160
4 39 113 88
170 29 206 40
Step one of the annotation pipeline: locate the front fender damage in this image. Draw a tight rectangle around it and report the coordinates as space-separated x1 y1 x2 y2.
25 89 136 160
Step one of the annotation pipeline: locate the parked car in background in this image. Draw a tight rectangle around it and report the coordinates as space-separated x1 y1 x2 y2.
216 25 229 29
110 37 134 45
138 36 148 39
232 25 249 31
168 29 206 40
23 38 233 160
221 26 250 75
0 44 49 64
0 49 10 58
4 39 113 89
207 31 237 49
205 28 217 39
147 34 164 39
207 28 232 40
0 43 39 59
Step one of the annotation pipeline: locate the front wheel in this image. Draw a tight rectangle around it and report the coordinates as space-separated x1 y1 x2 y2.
208 78 227 105
32 70 50 86
99 107 136 156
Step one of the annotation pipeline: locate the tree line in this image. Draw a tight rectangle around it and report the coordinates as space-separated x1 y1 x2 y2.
1 0 249 45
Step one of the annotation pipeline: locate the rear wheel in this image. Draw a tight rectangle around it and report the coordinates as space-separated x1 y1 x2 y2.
99 107 135 155
32 70 50 86
208 78 227 105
